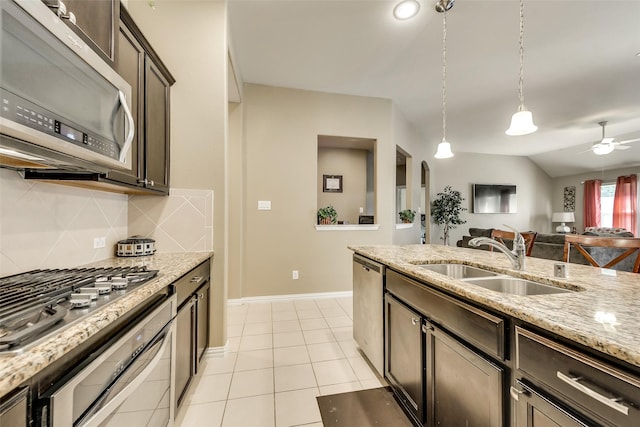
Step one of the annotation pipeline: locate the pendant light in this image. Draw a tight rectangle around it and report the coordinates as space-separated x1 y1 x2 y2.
434 0 454 159
505 0 537 136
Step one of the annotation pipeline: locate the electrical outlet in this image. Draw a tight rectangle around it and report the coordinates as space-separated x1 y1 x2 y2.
292 270 299 280
93 237 106 249
359 207 364 214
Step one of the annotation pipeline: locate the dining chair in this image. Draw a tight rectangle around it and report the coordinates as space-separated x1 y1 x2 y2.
490 229 537 257
563 234 640 273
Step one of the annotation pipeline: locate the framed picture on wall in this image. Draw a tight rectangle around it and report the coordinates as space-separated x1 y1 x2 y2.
323 175 343 193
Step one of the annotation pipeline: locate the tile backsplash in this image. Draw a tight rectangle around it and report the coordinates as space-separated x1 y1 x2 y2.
0 169 213 277
0 169 128 276
128 188 213 253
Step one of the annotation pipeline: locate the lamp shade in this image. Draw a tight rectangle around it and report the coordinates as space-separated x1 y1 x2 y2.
552 212 574 233
551 212 575 223
434 141 454 159
506 110 538 136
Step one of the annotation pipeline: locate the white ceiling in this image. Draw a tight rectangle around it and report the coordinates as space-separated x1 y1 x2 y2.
227 0 640 177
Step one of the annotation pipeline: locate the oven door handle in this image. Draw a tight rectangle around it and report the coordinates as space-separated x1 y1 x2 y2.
77 321 174 427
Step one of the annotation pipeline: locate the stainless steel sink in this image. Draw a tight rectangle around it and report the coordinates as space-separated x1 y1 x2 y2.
464 277 573 296
419 264 498 279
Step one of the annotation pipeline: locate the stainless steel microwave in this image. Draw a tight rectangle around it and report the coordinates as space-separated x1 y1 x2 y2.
0 0 133 172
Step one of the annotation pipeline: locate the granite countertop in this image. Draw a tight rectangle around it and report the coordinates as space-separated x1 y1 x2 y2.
0 252 213 399
349 244 640 370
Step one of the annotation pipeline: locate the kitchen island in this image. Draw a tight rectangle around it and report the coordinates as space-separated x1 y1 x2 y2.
350 244 640 426
0 252 213 400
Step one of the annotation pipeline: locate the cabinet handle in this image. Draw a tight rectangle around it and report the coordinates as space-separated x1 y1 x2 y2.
556 371 629 416
190 276 204 284
509 386 527 401
411 318 419 326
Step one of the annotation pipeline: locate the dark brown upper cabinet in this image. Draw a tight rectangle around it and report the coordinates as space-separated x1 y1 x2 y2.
108 7 174 195
59 0 118 64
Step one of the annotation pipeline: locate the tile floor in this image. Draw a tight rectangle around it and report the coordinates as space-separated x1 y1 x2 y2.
175 295 386 427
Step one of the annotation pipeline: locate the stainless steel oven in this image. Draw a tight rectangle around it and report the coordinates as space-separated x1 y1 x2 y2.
43 295 176 427
0 0 134 172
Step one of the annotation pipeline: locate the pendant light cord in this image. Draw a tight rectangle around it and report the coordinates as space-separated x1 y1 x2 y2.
442 9 447 141
517 0 525 109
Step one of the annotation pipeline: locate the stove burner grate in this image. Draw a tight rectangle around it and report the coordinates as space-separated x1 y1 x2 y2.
0 266 158 351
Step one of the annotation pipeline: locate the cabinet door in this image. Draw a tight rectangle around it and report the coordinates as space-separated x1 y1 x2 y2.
109 21 144 187
426 325 503 426
385 293 424 424
144 57 171 194
512 381 593 427
195 281 210 371
62 0 117 63
175 299 196 411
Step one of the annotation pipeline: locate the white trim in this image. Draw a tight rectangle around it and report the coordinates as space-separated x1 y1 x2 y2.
228 290 353 305
395 223 413 230
315 224 380 231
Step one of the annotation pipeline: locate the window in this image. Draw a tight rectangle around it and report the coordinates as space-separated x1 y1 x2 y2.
600 183 616 227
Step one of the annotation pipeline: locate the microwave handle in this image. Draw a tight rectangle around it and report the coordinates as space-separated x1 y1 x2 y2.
118 90 135 163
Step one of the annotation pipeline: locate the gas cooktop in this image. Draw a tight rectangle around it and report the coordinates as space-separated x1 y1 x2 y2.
0 266 158 354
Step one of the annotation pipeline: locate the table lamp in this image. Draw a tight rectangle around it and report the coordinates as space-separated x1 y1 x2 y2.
552 212 575 233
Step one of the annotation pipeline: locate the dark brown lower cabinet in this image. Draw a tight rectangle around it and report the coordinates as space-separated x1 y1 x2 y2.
384 270 505 427
175 295 196 410
512 381 592 427
427 325 503 426
174 261 211 416
385 293 424 425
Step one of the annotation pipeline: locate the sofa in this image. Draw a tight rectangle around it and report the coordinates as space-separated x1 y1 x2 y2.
457 227 637 271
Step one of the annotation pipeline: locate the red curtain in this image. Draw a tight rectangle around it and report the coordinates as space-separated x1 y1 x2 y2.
613 174 638 236
583 179 601 228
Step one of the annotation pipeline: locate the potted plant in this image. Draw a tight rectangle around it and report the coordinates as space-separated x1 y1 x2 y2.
431 186 467 245
399 209 416 223
317 205 337 225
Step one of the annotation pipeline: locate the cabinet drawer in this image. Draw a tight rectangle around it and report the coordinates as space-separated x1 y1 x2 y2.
386 269 505 360
175 260 211 307
516 327 640 427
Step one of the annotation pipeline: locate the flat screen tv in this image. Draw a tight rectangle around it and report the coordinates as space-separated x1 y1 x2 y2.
472 184 517 214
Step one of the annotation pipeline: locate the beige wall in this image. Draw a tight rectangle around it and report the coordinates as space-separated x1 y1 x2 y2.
125 0 228 346
317 147 368 225
391 105 429 245
551 166 640 233
236 84 398 298
430 152 553 245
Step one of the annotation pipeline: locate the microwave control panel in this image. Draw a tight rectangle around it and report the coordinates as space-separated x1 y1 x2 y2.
1 90 120 161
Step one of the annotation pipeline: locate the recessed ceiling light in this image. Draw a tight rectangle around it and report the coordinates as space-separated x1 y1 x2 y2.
394 0 420 20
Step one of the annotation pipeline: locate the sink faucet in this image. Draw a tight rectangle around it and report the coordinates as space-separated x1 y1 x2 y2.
468 225 526 271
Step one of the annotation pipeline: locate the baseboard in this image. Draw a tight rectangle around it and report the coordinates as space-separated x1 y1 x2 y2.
228 290 353 305
204 345 229 356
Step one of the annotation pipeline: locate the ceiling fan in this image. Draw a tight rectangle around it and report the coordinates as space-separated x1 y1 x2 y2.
589 121 640 155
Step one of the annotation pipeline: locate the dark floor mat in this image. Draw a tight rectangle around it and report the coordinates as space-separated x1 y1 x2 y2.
316 387 414 427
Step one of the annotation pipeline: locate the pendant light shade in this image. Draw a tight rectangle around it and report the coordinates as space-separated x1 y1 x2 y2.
506 108 538 136
506 0 537 136
434 141 454 159
434 1 455 159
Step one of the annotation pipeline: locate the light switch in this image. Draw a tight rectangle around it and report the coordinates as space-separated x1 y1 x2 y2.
258 200 271 210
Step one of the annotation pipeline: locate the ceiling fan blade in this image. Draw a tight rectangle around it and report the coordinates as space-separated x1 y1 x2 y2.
614 145 631 150
616 137 640 145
